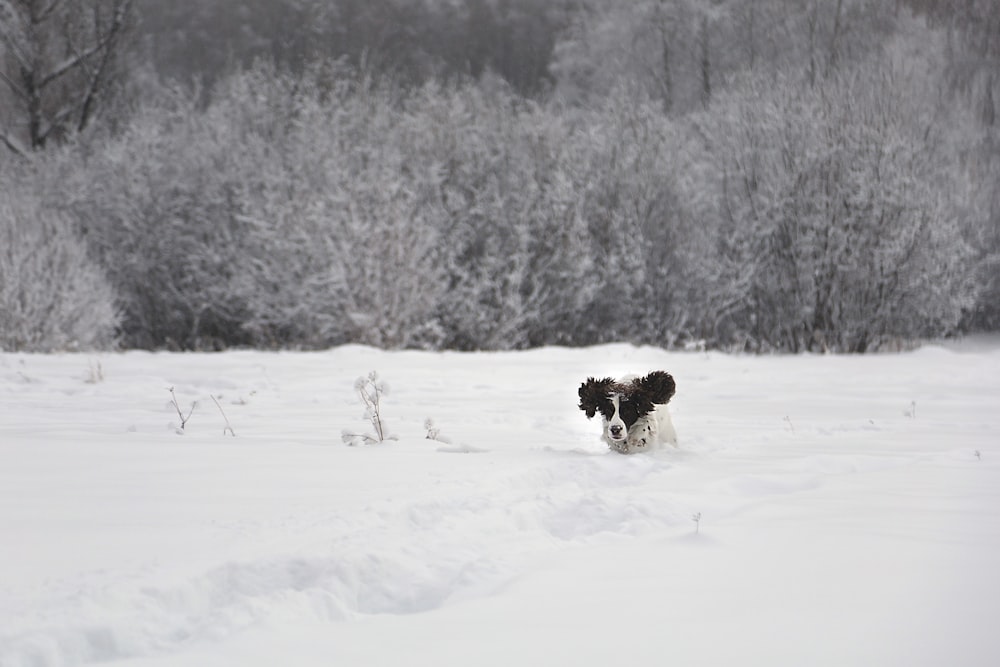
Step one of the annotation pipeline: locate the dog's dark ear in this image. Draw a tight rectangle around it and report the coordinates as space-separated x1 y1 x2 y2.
638 371 676 405
578 377 615 418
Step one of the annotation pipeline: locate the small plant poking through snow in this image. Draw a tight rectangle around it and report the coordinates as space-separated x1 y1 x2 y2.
692 512 702 534
166 388 240 436
168 387 196 433
210 395 236 437
85 359 104 384
425 418 450 444
342 371 396 446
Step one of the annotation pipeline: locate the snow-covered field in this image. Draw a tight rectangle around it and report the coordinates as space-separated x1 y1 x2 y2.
2 342 998 666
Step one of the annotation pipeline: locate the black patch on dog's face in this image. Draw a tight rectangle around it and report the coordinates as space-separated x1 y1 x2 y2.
615 396 641 428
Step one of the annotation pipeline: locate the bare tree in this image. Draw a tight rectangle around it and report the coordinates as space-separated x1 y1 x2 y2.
0 0 134 155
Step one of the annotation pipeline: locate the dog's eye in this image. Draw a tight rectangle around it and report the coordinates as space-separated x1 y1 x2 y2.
618 400 640 425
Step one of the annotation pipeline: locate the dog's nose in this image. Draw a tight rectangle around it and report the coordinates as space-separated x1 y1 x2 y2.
609 424 622 436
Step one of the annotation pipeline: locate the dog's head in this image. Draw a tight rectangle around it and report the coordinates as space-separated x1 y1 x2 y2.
578 371 676 443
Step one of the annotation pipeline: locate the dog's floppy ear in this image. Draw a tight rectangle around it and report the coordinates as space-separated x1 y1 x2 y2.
637 371 676 405
578 377 615 418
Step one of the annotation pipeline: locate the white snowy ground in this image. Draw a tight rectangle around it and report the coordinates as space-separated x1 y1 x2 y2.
1 342 999 667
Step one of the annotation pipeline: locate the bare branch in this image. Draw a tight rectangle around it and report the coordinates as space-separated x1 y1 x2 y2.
0 68 28 101
34 0 65 24
210 395 237 437
0 20 33 71
0 129 28 158
168 387 196 432
74 3 131 132
38 45 103 90
36 104 75 143
36 0 132 92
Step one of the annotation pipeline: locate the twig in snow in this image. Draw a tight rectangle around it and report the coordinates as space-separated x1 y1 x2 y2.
211 394 236 437
341 430 380 446
692 512 702 534
168 387 196 431
85 359 104 384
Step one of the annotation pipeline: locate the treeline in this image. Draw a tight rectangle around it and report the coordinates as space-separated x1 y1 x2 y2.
0 0 997 353
138 0 568 97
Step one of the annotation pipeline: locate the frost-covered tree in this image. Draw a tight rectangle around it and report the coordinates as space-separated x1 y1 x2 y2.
906 0 999 123
331 113 448 349
550 0 898 112
551 0 707 111
687 57 975 351
565 94 704 345
905 0 1000 330
0 0 135 155
69 66 451 350
237 71 448 350
401 82 594 349
61 84 254 350
6 9 990 353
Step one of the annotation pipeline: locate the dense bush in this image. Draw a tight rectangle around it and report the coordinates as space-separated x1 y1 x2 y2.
1 1 996 353
0 186 119 351
683 63 977 351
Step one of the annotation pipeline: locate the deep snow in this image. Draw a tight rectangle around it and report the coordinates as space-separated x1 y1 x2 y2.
1 342 998 666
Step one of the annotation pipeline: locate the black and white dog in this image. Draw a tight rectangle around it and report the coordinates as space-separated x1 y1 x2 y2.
578 371 678 454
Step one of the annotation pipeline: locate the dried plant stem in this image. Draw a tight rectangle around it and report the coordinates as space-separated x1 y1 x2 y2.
342 371 393 446
168 387 195 431
210 394 236 436
364 385 385 441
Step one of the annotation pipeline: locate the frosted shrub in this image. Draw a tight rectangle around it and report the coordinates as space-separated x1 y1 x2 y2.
567 95 700 346
342 371 397 446
405 83 595 349
12 55 988 353
0 198 119 351
686 64 975 351
69 94 256 350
